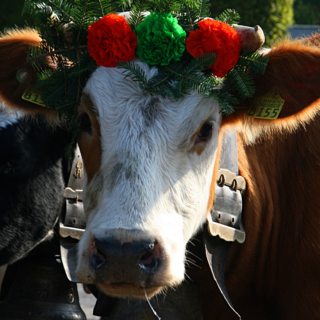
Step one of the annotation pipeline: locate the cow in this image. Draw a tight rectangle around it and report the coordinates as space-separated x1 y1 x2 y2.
1 26 320 320
0 99 73 266
0 96 94 320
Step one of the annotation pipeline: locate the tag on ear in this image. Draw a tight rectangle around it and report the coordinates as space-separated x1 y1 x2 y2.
22 85 48 108
247 87 285 119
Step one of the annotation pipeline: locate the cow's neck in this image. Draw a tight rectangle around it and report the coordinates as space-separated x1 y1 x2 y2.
222 117 320 319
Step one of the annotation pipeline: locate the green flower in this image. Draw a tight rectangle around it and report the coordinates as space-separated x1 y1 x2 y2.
135 12 186 66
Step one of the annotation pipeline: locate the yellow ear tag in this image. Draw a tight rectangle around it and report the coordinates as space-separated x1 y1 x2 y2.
247 87 285 119
22 85 48 108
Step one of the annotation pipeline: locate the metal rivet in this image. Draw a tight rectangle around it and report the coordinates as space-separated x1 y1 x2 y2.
231 179 238 192
218 174 226 187
66 288 74 303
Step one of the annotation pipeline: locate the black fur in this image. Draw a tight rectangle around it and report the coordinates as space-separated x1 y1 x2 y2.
0 115 72 265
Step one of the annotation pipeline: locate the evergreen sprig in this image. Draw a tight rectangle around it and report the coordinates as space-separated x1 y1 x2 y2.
22 0 268 122
215 8 240 25
237 52 269 76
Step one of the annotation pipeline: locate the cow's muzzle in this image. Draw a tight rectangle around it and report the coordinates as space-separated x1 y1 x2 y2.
86 230 165 297
91 236 161 275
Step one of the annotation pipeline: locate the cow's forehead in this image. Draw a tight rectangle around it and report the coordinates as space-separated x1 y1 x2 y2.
83 63 221 148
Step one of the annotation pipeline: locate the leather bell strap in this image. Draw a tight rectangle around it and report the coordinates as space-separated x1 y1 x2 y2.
205 129 245 320
58 147 119 316
59 145 86 282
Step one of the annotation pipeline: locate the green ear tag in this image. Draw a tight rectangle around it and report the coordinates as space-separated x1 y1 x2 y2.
247 87 285 119
22 85 48 108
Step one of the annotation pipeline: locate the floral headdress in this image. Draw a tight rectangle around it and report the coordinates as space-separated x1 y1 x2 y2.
23 0 268 121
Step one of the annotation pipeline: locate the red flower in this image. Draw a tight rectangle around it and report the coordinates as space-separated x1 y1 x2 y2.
186 19 241 77
87 14 138 67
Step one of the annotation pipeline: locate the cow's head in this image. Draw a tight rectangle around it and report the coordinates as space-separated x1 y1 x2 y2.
76 63 222 297
1 25 320 299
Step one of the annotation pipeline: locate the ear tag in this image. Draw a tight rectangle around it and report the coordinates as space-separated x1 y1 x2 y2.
22 85 48 108
247 87 285 119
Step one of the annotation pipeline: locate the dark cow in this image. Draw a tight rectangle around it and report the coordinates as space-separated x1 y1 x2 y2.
0 102 72 266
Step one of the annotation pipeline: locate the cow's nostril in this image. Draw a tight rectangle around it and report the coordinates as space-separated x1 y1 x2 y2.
139 251 159 272
139 241 161 273
92 249 107 269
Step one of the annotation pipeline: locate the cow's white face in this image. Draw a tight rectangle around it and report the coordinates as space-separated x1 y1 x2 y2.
75 60 222 298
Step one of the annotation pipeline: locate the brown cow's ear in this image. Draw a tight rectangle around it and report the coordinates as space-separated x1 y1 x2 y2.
0 28 55 115
222 39 320 130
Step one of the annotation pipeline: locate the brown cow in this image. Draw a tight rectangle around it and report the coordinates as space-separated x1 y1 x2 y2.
1 28 320 320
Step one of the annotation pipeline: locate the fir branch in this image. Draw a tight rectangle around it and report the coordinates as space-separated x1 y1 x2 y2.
163 0 174 13
98 0 105 16
27 45 88 63
184 52 216 76
185 5 193 31
76 0 88 43
118 61 151 91
215 9 240 25
128 0 148 30
226 68 255 98
237 52 269 75
198 0 210 19
46 0 76 23
149 74 174 91
211 89 238 115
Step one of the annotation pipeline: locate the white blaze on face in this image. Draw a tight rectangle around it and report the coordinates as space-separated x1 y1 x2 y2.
76 60 222 292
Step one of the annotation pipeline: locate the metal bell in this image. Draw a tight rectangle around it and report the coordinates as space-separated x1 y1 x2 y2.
0 252 86 319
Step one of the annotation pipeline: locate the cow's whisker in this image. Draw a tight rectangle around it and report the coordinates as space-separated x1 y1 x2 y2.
185 258 201 269
185 249 203 261
144 288 161 320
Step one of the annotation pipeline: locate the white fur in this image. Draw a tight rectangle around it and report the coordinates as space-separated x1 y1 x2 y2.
76 60 222 287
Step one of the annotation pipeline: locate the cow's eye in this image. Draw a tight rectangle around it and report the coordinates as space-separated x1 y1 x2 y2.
0 159 23 174
80 113 92 133
198 121 213 141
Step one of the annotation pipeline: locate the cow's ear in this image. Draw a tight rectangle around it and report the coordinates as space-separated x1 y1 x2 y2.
0 28 53 114
222 40 320 131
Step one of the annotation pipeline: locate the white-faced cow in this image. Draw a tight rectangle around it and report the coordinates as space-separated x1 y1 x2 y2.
1 24 320 320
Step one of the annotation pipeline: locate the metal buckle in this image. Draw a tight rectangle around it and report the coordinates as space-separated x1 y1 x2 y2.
63 187 83 202
59 220 85 240
207 168 246 244
207 215 246 243
59 186 85 240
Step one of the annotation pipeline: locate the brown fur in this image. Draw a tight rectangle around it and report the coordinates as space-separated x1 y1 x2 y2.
197 38 320 319
196 118 320 319
302 32 320 47
0 29 55 117
77 93 102 183
223 40 320 142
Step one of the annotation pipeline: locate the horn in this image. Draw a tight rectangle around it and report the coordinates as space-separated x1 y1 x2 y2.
234 25 265 53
